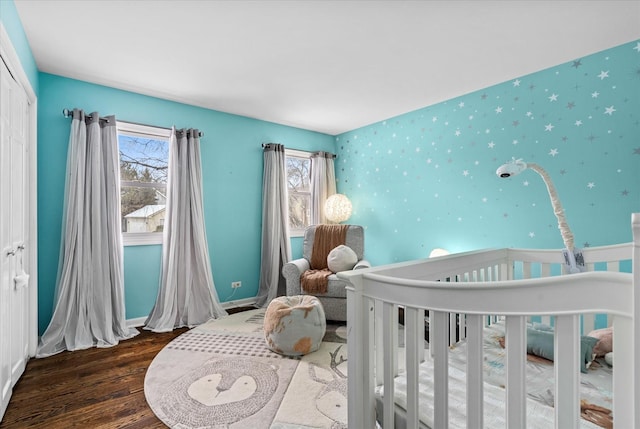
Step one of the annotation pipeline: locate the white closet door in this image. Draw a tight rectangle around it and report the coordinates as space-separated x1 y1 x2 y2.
0 55 30 421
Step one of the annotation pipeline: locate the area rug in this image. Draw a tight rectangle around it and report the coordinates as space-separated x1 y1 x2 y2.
145 309 348 429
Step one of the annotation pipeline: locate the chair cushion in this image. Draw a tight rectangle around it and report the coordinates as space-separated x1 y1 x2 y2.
327 245 358 273
322 275 350 299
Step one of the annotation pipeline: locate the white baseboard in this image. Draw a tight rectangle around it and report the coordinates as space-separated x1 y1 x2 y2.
127 316 147 328
222 297 258 310
126 297 259 328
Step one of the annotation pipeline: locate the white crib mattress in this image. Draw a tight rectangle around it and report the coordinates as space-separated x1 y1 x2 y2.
376 322 612 429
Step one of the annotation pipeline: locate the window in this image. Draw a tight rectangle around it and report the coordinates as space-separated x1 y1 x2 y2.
117 122 171 246
285 149 311 237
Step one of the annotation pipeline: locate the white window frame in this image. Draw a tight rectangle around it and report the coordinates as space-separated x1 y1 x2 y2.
285 149 312 238
117 121 171 246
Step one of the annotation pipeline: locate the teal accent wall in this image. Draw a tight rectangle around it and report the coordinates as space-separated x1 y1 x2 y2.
0 0 39 93
123 245 162 320
37 73 334 333
335 41 640 265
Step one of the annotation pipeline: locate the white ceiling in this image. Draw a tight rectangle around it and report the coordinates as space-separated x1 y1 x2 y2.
13 0 640 135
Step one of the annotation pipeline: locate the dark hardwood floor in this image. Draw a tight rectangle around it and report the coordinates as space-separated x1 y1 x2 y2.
1 327 188 428
2 307 255 428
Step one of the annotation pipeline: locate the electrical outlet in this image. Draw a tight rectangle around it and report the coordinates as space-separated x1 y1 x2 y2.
231 281 242 289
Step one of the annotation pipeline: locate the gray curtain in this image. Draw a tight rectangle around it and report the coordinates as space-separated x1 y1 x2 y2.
145 127 227 332
37 109 138 358
310 151 337 224
255 144 292 307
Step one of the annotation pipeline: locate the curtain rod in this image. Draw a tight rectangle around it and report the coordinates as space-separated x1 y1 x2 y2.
261 143 336 158
62 108 204 137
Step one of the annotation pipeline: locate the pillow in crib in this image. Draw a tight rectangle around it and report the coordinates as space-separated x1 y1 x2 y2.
604 352 613 367
526 327 599 373
532 322 554 332
327 245 358 273
586 327 613 357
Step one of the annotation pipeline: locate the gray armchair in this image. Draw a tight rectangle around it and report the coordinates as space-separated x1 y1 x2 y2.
282 224 370 321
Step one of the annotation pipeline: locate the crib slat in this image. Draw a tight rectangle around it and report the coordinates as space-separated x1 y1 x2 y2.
375 300 384 385
466 314 484 428
449 312 456 344
346 281 375 429
432 310 449 428
419 308 426 363
540 315 552 327
523 261 532 279
613 316 635 428
405 307 420 428
364 298 376 429
555 315 580 429
382 302 396 429
541 262 551 279
505 316 527 428
582 313 595 334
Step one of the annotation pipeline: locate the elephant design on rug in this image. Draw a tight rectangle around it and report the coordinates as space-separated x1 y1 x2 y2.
308 345 348 429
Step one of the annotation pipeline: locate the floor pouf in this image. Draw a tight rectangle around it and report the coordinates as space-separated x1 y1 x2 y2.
264 295 326 357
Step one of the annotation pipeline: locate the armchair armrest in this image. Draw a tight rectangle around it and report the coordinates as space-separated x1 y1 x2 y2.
354 259 371 270
282 258 310 296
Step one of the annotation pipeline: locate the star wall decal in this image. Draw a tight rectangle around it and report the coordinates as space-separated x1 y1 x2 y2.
604 106 616 115
572 60 582 68
597 70 610 80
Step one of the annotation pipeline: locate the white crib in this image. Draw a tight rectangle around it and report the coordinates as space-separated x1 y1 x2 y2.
340 213 638 429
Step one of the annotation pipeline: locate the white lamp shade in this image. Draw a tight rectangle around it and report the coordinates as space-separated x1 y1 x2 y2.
324 194 352 223
429 248 450 258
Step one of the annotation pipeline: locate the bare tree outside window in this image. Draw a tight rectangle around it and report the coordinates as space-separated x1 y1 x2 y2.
118 132 169 234
286 153 311 234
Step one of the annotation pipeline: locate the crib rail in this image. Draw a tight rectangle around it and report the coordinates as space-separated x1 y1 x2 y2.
341 216 638 429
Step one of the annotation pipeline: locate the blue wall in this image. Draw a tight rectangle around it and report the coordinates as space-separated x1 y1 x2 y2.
37 73 334 333
0 0 38 93
336 40 640 265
